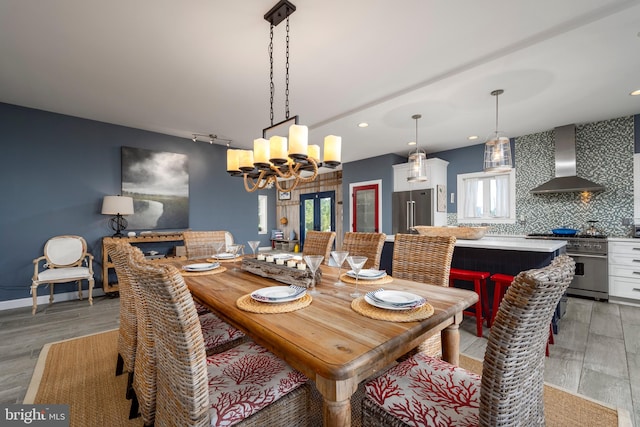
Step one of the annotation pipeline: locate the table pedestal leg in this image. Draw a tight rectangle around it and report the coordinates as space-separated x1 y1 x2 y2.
441 323 460 366
315 375 357 427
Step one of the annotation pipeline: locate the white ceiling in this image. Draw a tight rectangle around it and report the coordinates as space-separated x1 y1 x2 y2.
1 0 639 163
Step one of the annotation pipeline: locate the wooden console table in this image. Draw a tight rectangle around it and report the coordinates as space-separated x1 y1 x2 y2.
102 233 185 293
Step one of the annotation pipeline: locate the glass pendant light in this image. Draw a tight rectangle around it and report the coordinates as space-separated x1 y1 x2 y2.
483 89 513 172
407 114 428 182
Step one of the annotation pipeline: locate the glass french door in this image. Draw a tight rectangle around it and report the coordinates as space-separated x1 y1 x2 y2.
300 191 335 248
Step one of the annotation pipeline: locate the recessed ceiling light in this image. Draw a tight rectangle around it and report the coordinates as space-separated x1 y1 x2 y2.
358 122 369 128
407 141 417 146
468 135 479 140
630 89 640 96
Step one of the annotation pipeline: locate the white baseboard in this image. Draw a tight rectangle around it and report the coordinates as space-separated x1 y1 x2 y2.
0 288 107 312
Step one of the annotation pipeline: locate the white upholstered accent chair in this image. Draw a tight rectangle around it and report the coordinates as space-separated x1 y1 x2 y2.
31 235 94 315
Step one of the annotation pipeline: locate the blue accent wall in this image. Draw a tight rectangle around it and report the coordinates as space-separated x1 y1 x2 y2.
430 138 516 213
0 103 276 302
341 153 406 235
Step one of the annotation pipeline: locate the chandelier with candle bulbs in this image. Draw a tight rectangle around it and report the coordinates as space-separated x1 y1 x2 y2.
226 0 341 193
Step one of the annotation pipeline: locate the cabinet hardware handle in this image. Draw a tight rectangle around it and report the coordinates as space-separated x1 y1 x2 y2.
634 260 640 263
634 288 640 292
634 272 640 275
633 248 640 251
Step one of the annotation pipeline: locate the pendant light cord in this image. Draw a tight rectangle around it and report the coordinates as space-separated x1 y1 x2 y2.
285 14 290 120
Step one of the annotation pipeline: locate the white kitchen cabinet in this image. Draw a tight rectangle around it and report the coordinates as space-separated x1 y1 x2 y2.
392 158 448 193
608 239 640 302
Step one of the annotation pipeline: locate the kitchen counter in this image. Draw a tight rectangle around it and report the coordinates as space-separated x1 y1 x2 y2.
385 235 566 253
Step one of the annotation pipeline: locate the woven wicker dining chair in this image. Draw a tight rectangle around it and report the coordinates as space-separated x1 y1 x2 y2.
341 232 386 270
303 230 336 265
109 241 247 425
392 233 456 357
362 255 576 427
103 238 139 396
183 230 234 260
127 258 310 427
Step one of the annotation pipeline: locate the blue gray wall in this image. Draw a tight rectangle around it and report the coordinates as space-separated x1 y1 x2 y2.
0 102 276 302
341 153 405 235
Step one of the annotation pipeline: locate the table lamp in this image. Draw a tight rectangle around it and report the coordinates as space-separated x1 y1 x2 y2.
101 195 134 236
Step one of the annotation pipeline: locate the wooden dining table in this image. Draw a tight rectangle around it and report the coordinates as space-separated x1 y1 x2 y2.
175 258 478 427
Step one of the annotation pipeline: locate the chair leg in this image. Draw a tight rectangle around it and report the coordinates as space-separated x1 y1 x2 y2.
77 280 83 300
129 389 140 419
472 279 483 338
480 278 491 327
115 353 124 376
126 372 134 400
49 284 54 305
490 283 502 327
32 284 38 315
88 278 94 305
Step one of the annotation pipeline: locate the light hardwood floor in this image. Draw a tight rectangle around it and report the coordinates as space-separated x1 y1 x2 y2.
1 295 638 426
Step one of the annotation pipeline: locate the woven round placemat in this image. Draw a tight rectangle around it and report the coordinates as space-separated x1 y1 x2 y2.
207 256 243 263
236 293 312 314
351 296 434 322
339 273 394 285
180 266 227 277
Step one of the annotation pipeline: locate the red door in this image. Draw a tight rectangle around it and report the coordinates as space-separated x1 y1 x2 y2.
352 183 379 232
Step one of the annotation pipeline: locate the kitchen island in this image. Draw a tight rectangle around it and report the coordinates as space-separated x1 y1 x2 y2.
381 235 567 276
379 235 568 331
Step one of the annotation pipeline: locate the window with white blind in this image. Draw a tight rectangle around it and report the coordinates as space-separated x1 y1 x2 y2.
457 169 516 224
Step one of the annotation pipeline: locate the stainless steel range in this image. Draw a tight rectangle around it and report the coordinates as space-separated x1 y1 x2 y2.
527 234 608 301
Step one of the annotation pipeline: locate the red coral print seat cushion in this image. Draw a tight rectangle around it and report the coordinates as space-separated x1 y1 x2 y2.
199 312 245 351
207 341 307 426
194 300 211 315
365 353 480 427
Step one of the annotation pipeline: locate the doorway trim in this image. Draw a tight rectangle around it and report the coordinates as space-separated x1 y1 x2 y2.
349 179 382 232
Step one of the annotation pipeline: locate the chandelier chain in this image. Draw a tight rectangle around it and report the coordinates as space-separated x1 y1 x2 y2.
269 23 275 126
285 14 290 120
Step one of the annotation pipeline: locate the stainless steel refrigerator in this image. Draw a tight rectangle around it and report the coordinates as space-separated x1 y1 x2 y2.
392 189 434 234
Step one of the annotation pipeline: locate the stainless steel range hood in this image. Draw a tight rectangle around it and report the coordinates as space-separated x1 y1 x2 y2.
530 124 605 194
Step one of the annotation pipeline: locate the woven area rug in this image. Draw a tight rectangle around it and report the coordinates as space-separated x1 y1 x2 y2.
25 329 629 427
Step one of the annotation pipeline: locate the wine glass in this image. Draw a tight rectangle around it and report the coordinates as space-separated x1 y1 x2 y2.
211 241 225 260
303 255 324 295
226 244 240 270
347 256 367 298
248 240 260 258
330 251 349 287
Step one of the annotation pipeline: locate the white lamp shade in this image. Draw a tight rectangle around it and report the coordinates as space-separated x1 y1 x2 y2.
288 124 308 158
226 149 240 172
238 150 255 171
323 135 341 164
253 138 270 166
102 196 134 215
307 144 320 162
269 136 288 162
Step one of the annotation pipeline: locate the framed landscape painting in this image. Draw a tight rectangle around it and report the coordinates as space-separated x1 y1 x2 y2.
121 146 189 230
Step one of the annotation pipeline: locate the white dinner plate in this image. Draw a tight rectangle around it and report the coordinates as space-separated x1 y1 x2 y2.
374 290 422 305
251 286 306 303
346 269 387 279
214 253 237 259
364 292 426 311
183 262 220 272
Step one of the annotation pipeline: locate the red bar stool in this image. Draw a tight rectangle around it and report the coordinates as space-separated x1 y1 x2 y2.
490 273 554 356
449 268 490 337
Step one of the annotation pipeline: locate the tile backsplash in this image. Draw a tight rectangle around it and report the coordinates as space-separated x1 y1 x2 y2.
452 115 635 237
